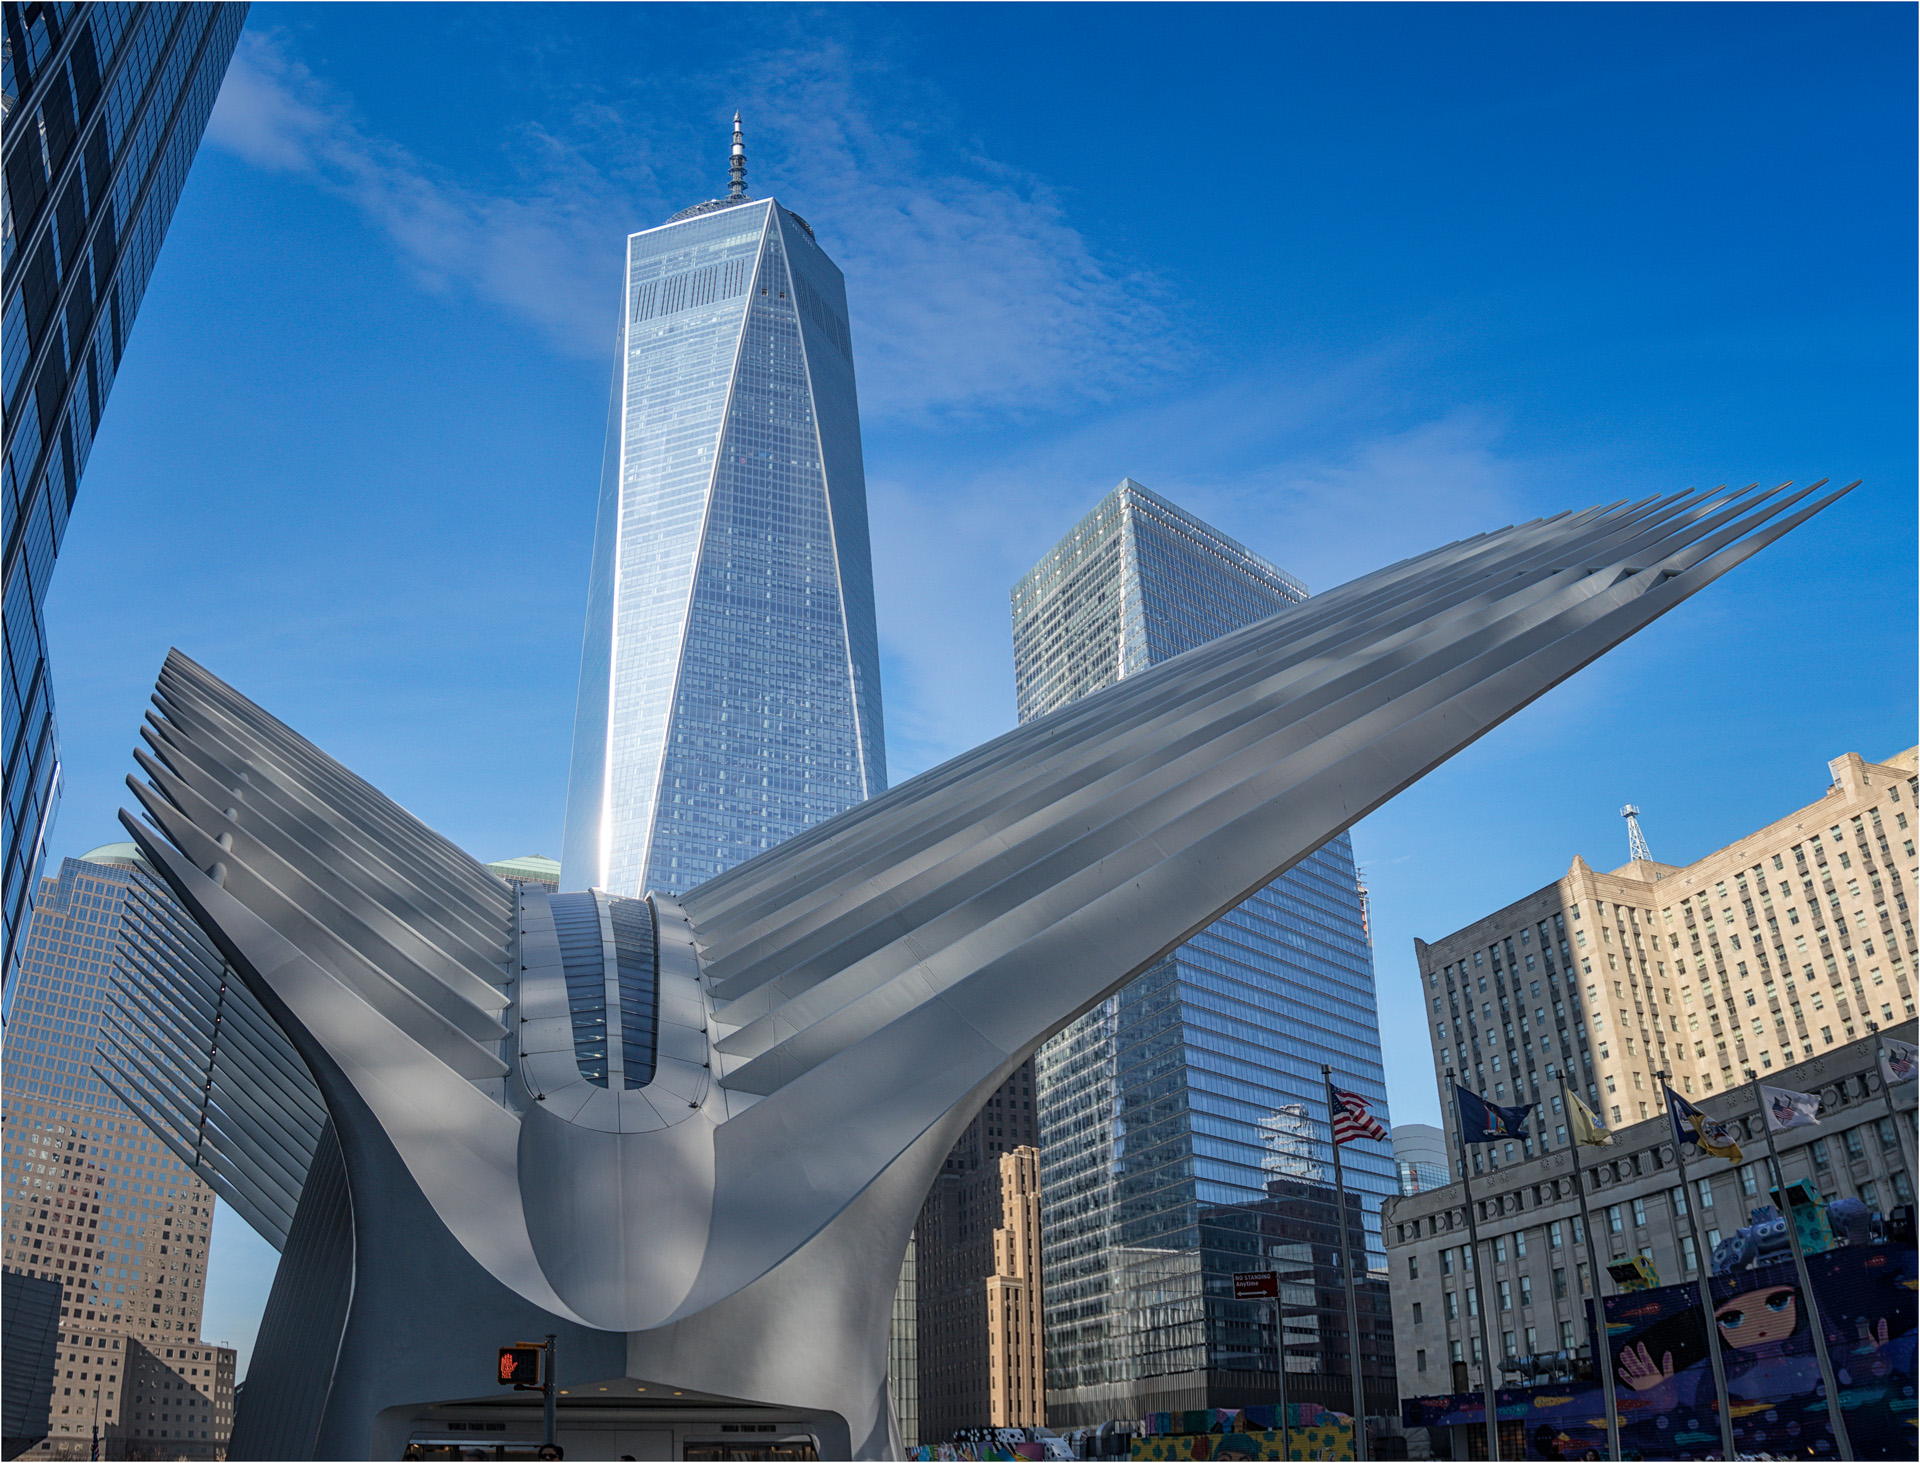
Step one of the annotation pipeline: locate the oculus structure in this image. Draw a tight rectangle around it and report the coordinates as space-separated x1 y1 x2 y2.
115 480 1848 1459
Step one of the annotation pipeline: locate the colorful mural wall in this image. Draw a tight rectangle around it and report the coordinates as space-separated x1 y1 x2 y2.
1401 1243 1915 1459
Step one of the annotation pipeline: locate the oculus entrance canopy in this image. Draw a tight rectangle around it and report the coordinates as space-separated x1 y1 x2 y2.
117 482 1847 1460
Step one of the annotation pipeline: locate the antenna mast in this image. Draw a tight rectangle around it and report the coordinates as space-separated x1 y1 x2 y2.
729 112 748 198
1620 805 1651 863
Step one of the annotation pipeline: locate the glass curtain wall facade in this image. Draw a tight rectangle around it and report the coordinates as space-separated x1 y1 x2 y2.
2 1 248 983
1013 480 1397 1427
561 190 886 897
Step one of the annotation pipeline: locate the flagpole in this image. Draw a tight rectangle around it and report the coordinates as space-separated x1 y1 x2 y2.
1556 1071 1621 1463
1448 1070 1502 1463
1871 1025 1920 1189
1655 1074 1736 1463
1323 1065 1370 1462
1745 1069 1855 1461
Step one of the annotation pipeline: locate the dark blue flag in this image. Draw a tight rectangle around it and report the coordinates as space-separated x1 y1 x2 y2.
1455 1084 1533 1144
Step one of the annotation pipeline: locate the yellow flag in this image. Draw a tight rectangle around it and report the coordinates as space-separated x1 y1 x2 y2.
1569 1092 1614 1147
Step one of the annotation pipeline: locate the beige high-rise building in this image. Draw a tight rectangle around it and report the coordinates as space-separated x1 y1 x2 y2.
983 1147 1045 1430
916 1142 1046 1440
1 851 239 1460
1414 748 1916 1169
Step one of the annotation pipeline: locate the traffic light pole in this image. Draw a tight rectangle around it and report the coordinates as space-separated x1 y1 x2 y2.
544 1333 558 1449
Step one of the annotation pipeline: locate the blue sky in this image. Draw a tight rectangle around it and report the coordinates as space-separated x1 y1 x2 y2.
37 4 1914 1368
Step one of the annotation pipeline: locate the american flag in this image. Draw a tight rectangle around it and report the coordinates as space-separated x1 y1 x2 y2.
1330 1087 1387 1146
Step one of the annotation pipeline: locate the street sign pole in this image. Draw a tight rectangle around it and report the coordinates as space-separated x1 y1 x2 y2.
544 1333 558 1449
1274 1285 1290 1463
1233 1271 1288 1461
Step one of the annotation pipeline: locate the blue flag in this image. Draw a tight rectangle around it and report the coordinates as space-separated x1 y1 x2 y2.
1664 1085 1743 1162
1455 1084 1533 1144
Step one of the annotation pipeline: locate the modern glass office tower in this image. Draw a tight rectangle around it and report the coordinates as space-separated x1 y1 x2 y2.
1014 480 1398 1427
562 121 886 896
2 2 249 982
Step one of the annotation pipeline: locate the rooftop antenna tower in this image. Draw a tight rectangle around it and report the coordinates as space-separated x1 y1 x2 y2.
1621 804 1652 863
728 112 748 199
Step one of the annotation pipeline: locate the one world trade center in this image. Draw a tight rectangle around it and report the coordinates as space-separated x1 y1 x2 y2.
563 117 887 896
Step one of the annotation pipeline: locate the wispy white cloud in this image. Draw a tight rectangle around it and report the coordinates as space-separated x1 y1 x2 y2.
207 32 646 355
204 30 1168 416
727 41 1172 420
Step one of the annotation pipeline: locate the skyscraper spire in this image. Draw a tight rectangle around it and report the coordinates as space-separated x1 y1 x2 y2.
729 111 748 198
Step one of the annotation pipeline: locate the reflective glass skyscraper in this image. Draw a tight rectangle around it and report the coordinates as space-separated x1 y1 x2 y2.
563 119 886 896
2 1 249 981
1014 480 1397 1426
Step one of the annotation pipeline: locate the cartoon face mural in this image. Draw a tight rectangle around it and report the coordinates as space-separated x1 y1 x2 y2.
1714 1285 1799 1349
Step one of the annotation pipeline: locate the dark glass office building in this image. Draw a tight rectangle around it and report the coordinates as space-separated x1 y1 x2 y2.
1013 480 1398 1427
2 1 248 981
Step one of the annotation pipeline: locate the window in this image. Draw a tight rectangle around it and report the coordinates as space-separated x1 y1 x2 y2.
1519 1276 1533 1307
1810 1138 1830 1169
1696 1178 1715 1211
1844 1127 1866 1161
1560 1320 1578 1351
1467 1287 1479 1318
1859 1181 1880 1209
1445 1292 1458 1320
1441 1250 1454 1277
1408 1254 1419 1280
1577 1260 1592 1295
1514 1229 1528 1258
1682 1234 1699 1272
1741 1166 1759 1198
1493 1237 1507 1264
1877 1118 1902 1152
1503 1330 1518 1359
1552 1267 1568 1300
1607 1205 1624 1234
1462 1245 1474 1273
1417 1348 1428 1374
1499 1280 1512 1311
1548 1220 1564 1250
1471 1335 1484 1365
1412 1301 1424 1326
1451 1340 1464 1365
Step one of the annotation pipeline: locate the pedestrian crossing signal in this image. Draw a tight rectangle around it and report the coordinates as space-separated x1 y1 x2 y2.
499 1345 542 1388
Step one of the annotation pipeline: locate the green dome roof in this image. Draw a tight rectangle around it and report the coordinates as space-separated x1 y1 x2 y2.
80 841 149 867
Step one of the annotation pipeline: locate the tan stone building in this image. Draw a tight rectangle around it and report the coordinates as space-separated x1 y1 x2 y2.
1414 748 1916 1170
983 1147 1045 1429
119 1336 236 1461
1381 1020 1916 1405
2 852 239 1459
916 1140 1047 1439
